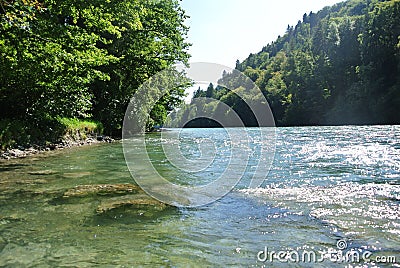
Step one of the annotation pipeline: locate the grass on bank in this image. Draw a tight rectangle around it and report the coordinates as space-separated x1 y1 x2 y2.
57 117 103 137
0 117 103 150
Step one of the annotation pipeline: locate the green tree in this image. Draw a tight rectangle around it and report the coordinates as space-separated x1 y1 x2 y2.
205 83 215 98
205 0 400 127
0 0 191 140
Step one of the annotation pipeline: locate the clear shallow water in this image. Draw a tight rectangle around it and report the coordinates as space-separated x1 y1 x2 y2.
0 126 399 267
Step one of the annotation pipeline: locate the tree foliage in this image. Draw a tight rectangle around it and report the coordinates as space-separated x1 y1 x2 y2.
181 0 400 127
0 0 190 138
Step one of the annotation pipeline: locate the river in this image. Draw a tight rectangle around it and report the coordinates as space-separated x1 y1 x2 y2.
0 126 399 267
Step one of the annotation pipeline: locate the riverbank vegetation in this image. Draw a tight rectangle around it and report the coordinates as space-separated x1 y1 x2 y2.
173 0 400 127
0 0 190 149
2 0 399 149
0 117 103 150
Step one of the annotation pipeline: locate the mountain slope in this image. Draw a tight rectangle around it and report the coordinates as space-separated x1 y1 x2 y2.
184 0 400 127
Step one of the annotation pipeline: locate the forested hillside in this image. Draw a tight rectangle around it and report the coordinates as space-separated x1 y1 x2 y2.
181 0 400 126
0 0 189 148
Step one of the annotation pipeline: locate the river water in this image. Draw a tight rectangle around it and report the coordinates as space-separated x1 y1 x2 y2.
0 126 399 267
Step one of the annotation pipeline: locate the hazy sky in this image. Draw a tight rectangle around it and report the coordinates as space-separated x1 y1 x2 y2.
181 0 344 68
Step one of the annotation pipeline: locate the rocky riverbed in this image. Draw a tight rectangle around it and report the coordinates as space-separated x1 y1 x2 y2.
0 135 114 160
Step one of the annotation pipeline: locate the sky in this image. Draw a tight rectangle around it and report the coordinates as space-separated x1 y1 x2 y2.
180 0 344 68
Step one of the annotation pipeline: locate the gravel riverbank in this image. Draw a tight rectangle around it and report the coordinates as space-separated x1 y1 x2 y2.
0 135 114 160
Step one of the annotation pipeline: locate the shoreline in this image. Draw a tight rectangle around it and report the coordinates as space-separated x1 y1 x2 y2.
0 135 115 160
3 124 398 160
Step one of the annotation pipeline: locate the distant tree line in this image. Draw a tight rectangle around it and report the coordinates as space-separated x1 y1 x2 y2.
174 0 400 127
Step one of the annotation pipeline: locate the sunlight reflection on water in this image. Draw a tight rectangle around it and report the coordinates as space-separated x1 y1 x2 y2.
0 126 399 266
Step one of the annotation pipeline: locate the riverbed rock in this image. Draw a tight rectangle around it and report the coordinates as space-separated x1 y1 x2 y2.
96 135 114 143
0 134 117 160
0 216 25 225
0 242 48 266
86 137 96 143
104 137 114 143
27 170 57 176
62 184 142 198
0 235 5 252
9 149 25 158
1 154 10 160
24 147 38 155
95 194 168 214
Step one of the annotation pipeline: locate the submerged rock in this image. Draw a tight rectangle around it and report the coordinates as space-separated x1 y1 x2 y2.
27 170 57 176
62 184 142 198
61 171 94 179
0 242 49 266
0 216 25 225
60 184 173 218
0 235 5 252
96 194 168 214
